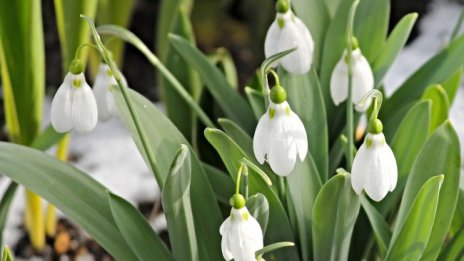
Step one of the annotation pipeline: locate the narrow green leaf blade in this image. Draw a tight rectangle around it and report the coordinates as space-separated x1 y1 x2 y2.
360 195 392 256
108 192 172 261
169 34 256 133
0 142 138 260
442 69 462 104
420 84 450 132
386 175 444 261
162 145 198 261
0 182 18 248
438 227 464 261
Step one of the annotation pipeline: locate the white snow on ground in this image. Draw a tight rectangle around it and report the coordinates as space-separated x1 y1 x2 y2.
383 0 464 189
1 0 464 253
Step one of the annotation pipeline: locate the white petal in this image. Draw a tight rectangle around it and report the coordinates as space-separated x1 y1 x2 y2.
382 144 398 192
289 112 308 161
330 53 349 106
72 82 98 133
50 73 74 133
264 20 281 59
253 113 271 164
351 50 374 107
278 17 312 74
351 143 368 194
267 131 297 176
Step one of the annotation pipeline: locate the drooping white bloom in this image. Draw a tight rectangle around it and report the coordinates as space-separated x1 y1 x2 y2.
93 64 119 121
351 132 398 201
51 72 98 133
253 101 308 176
330 48 374 110
220 206 263 261
264 10 314 74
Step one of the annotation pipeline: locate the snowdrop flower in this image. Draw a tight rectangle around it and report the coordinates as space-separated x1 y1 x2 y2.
330 41 374 110
264 0 314 74
351 119 398 201
253 85 308 176
51 60 98 133
93 63 120 121
220 194 263 261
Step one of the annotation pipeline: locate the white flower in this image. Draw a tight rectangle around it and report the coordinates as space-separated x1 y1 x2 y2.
264 10 314 74
93 64 119 121
51 72 98 133
253 101 308 176
351 132 398 201
330 48 374 110
220 206 263 261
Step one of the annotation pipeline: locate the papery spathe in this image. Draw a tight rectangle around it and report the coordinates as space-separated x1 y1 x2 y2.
351 132 397 201
51 72 98 133
253 101 308 176
264 11 314 74
330 48 374 110
220 207 263 261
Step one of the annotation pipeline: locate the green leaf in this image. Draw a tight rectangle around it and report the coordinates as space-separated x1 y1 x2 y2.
29 125 65 151
353 0 390 64
360 195 392 256
202 163 235 205
378 100 431 215
0 142 138 260
112 88 223 260
245 87 265 119
386 175 444 261
373 13 417 86
107 192 172 261
246 193 270 234
54 0 98 73
382 34 464 124
438 227 464 261
420 84 450 132
312 173 361 261
0 0 44 145
204 128 300 260
218 118 254 156
280 68 328 181
292 0 330 66
162 145 198 261
160 6 202 141
0 182 18 248
1 246 13 261
169 34 256 133
394 122 461 260
208 48 239 89
441 69 462 104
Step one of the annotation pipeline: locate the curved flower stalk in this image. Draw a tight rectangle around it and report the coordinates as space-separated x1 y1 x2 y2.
330 39 374 110
93 63 124 121
351 90 397 201
51 59 98 133
253 73 308 176
264 0 314 74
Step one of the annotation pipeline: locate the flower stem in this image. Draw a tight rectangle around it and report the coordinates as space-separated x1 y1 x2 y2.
256 241 295 257
345 0 360 170
236 164 244 195
278 176 287 205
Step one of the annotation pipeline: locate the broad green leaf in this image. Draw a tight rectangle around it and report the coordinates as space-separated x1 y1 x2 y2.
382 34 464 124
450 191 464 236
0 0 44 145
160 7 202 141
54 0 98 73
421 84 450 132
112 88 223 261
0 182 18 248
373 13 417 86
107 192 172 261
202 163 235 205
312 173 360 261
245 87 265 119
386 175 444 261
378 100 431 215
438 227 464 261
218 118 254 156
204 128 300 260
246 193 270 234
360 195 392 256
0 142 138 260
442 69 462 104
162 145 198 261
394 122 461 260
292 0 330 66
280 68 328 181
169 34 256 133
353 0 390 64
